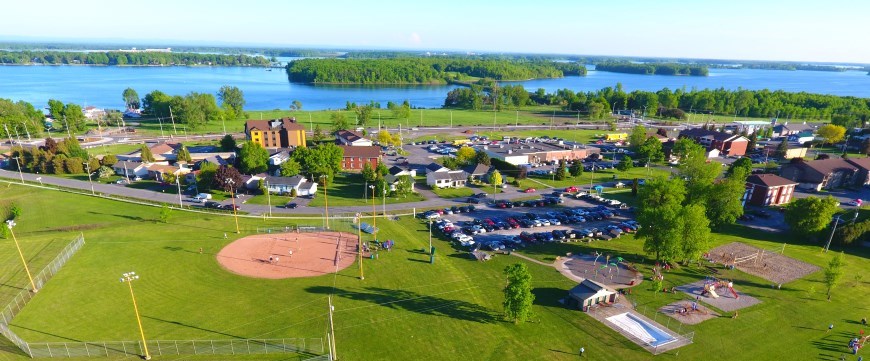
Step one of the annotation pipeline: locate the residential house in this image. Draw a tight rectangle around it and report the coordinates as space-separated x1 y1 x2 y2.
388 166 417 177
425 162 449 174
844 157 870 186
780 158 858 190
566 279 616 310
787 132 815 144
117 142 179 162
763 145 808 159
339 145 380 171
384 174 415 192
112 161 149 178
678 128 749 156
245 118 306 149
82 106 106 120
263 175 318 196
773 123 814 138
268 149 292 167
744 174 798 206
196 155 233 169
464 163 492 182
145 164 190 183
335 130 373 147
426 170 468 188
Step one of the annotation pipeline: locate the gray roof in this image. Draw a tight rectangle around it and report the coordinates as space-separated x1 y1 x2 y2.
426 162 447 172
298 181 315 190
264 175 306 186
114 161 144 169
384 174 399 183
568 279 612 301
776 123 814 132
389 166 409 175
431 171 468 181
464 163 491 176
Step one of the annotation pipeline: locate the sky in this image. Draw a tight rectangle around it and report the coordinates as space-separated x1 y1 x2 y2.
2 0 869 64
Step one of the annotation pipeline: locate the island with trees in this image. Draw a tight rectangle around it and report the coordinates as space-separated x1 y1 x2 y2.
0 50 271 66
285 58 586 84
594 62 708 76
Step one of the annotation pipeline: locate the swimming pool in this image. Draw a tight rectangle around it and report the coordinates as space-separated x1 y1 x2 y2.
606 312 676 347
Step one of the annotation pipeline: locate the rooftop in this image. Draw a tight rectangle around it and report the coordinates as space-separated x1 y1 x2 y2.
339 145 381 158
746 174 798 188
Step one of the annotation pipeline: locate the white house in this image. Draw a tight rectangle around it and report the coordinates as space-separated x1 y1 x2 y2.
426 170 468 189
567 279 617 310
335 130 373 147
385 174 415 192
145 164 190 182
113 161 149 178
425 162 449 174
388 166 417 177
263 175 318 196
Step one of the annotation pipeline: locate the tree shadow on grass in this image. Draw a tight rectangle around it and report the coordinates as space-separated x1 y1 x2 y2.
306 286 496 324
8 324 82 342
532 287 568 308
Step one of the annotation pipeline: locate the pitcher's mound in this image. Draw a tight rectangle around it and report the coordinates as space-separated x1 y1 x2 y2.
216 232 358 279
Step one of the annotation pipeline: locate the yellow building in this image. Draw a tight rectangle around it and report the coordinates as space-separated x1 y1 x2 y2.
245 118 306 148
605 133 628 141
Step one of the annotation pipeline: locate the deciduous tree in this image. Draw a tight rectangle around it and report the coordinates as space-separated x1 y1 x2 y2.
330 112 350 134
490 170 503 191
213 165 243 193
679 204 711 263
456 146 476 165
824 252 845 300
817 124 846 145
122 87 140 109
239 142 269 174
140 144 155 163
361 162 377 182
220 134 237 152
617 156 633 171
628 125 647 152
637 177 686 261
503 263 534 324
784 196 840 237
279 159 301 177
217 85 246 120
475 150 491 166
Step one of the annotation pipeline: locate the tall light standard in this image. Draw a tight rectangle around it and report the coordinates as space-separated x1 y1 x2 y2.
6 220 37 293
320 175 329 229
175 177 183 208
83 162 95 195
428 217 432 253
226 178 240 234
369 185 377 235
381 184 387 218
120 272 150 360
824 215 842 253
11 157 24 184
265 181 272 217
355 213 364 280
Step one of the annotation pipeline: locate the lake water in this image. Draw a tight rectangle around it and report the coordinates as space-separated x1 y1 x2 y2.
0 65 867 111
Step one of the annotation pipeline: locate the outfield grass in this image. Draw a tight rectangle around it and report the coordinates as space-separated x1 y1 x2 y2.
2 184 869 361
306 173 426 207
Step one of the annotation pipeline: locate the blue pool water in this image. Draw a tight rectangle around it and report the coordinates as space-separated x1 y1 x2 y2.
626 313 675 347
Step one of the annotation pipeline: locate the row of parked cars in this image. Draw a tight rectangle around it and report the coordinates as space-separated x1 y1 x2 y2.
490 197 564 208
419 205 477 220
202 201 240 211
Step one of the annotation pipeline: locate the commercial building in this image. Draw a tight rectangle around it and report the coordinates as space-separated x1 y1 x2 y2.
245 118 306 149
483 142 600 166
780 158 857 190
744 174 798 206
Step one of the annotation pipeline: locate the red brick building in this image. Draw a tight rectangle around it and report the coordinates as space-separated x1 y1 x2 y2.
744 174 798 206
339 145 380 171
679 128 749 156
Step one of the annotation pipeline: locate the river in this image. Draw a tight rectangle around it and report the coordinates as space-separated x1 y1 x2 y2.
0 64 867 111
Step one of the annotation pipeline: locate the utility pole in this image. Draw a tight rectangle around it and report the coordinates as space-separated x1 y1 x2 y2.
327 296 337 360
321 175 330 229
226 178 240 234
168 106 178 136
175 177 183 207
156 117 165 138
357 213 364 280
3 124 14 146
20 121 31 141
266 181 272 217
62 115 72 139
11 157 24 184
824 215 842 253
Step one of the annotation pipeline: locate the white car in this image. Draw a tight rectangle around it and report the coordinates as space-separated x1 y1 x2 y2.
533 219 543 227
540 219 551 226
549 219 561 226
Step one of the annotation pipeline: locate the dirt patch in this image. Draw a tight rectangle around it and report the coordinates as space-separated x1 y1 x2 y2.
216 231 358 279
708 242 819 284
42 224 107 232
675 280 761 312
659 301 719 325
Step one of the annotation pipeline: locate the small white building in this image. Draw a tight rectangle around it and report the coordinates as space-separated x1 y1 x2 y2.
567 279 617 310
113 161 149 178
263 175 318 196
426 170 468 188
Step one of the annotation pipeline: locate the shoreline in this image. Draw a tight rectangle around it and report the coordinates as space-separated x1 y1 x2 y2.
0 63 271 68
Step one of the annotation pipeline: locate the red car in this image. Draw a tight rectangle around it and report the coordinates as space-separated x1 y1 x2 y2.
565 186 579 192
524 188 537 193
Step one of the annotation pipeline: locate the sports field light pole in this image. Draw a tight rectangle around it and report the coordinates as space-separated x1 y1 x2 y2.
226 178 240 234
175 177 183 208
83 162 95 195
6 220 38 293
265 181 272 217
320 175 329 229
824 215 842 253
369 185 377 234
11 157 24 184
120 272 150 360
356 213 364 280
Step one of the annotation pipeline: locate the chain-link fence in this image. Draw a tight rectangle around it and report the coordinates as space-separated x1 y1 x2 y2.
26 338 324 358
0 234 86 357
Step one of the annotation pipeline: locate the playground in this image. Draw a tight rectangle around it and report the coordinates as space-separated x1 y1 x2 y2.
659 301 719 325
216 231 359 279
707 242 819 284
558 252 642 288
675 280 761 312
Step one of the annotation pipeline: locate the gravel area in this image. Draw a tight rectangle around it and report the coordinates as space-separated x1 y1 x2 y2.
675 280 761 312
659 301 719 325
708 242 820 284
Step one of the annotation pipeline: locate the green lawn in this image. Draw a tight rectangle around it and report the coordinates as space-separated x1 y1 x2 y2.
429 186 475 199
307 173 426 207
2 184 869 361
516 166 673 190
85 143 143 157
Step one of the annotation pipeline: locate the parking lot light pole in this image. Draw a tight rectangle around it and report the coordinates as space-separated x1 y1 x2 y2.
6 220 38 293
120 272 150 360
824 215 842 253
226 178 240 234
11 157 24 184
369 185 377 234
428 218 432 252
266 181 272 217
175 177 183 207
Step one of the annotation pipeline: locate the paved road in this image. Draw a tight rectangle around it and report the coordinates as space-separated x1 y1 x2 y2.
0 169 548 217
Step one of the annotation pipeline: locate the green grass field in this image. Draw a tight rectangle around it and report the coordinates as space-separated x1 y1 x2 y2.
515 166 673 190
1 184 869 361
429 186 475 199
307 173 426 207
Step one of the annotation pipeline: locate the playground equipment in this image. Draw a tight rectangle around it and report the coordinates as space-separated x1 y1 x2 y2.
702 277 740 299
703 283 720 298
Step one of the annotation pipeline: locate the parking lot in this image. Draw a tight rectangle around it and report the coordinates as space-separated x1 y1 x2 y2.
421 191 639 251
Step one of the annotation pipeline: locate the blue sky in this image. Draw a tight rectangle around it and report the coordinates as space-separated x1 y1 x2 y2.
2 0 868 63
